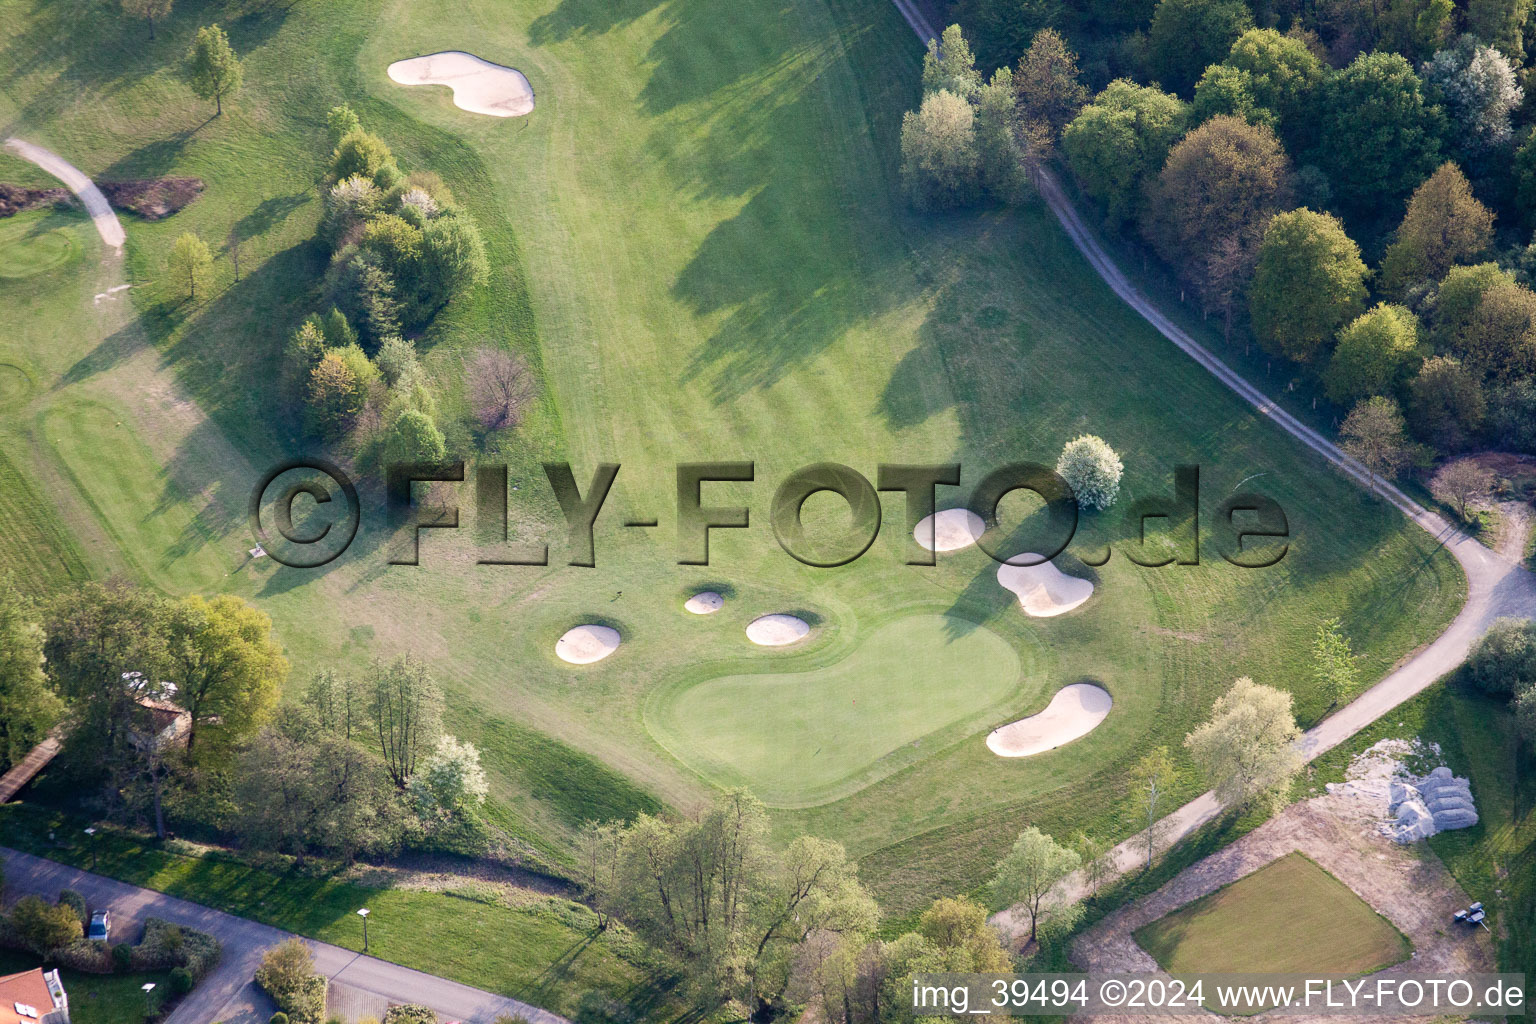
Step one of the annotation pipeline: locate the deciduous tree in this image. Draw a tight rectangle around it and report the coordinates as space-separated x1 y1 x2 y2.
168 232 212 302
0 584 61 773
369 656 443 788
1318 52 1444 219
1015 29 1088 141
922 25 982 99
1128 745 1176 867
1143 115 1293 312
162 594 286 753
900 90 979 210
1250 209 1368 364
1430 459 1494 521
468 348 535 431
1062 80 1187 225
1184 676 1303 811
1324 303 1422 406
1147 0 1253 96
988 826 1081 946
1057 434 1124 510
1312 617 1359 708
1406 355 1485 452
1340 396 1415 486
1378 164 1494 297
1422 36 1523 157
1452 281 1536 381
183 25 242 115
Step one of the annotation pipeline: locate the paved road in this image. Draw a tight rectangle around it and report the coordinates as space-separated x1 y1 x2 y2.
880 2 1536 937
0 849 567 1024
5 138 125 248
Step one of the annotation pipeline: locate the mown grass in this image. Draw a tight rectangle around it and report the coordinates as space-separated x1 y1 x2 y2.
0 805 677 1021
0 0 1467 928
1134 851 1411 982
0 948 173 1024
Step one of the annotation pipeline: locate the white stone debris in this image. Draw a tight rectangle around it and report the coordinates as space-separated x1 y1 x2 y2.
1324 738 1476 843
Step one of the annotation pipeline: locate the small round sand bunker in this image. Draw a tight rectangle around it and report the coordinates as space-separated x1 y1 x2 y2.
986 683 1112 757
684 591 724 615
913 508 985 553
746 614 809 646
996 554 1094 617
556 624 621 664
387 52 535 117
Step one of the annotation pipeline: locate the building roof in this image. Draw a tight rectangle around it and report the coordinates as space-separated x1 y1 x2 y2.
0 969 62 1024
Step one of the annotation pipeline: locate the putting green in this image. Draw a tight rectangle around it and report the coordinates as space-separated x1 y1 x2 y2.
650 613 1026 807
0 212 77 279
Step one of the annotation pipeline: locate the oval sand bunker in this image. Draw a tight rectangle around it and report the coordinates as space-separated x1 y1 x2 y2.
684 591 724 615
986 682 1112 757
556 625 621 664
387 52 535 117
746 614 809 646
996 554 1094 617
914 508 985 553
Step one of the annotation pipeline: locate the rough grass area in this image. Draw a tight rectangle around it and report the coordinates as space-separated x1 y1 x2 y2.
0 805 678 1021
1134 851 1411 983
0 948 173 1024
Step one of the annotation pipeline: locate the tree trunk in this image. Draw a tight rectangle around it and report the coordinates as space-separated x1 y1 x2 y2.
148 16 155 39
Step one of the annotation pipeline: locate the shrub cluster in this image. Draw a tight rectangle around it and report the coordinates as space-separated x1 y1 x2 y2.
255 939 327 1024
1462 618 1536 742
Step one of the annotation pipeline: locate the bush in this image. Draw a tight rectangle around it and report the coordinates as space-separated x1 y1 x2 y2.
9 895 83 954
382 1006 435 1024
136 919 221 980
256 939 325 1024
50 939 113 973
1056 434 1124 510
270 1014 290 1024
169 967 194 996
1463 618 1536 696
58 889 87 925
112 941 135 972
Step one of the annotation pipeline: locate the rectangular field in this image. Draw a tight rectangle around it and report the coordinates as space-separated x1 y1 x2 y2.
1134 852 1411 982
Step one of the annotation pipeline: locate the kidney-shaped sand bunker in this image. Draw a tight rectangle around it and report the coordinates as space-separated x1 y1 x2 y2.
387 52 535 117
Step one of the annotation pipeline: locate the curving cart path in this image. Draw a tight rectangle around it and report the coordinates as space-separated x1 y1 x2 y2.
882 8 1536 937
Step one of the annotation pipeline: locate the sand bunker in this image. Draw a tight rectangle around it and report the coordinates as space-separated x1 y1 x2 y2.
996 555 1094 617
913 508 985 553
746 614 809 646
387 52 535 117
5 138 125 249
684 591 724 615
555 624 620 664
986 682 1112 757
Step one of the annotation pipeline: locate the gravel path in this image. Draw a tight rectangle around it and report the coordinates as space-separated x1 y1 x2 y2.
5 138 125 248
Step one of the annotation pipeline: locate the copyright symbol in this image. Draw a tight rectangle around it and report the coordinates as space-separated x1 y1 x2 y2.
1100 980 1127 1007
249 460 360 568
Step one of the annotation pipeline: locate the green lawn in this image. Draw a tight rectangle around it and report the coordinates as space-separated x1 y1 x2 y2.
0 948 172 1024
0 0 1466 923
649 612 1028 805
0 805 676 1020
1134 852 1411 985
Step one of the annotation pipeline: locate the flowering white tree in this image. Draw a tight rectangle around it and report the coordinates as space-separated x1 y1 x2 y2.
1424 36 1523 154
1056 434 1124 510
409 735 488 818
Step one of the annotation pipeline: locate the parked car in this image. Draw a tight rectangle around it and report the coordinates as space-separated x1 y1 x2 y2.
88 910 110 942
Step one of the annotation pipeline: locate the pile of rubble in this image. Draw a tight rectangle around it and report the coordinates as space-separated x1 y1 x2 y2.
1386 767 1479 842
1324 738 1478 843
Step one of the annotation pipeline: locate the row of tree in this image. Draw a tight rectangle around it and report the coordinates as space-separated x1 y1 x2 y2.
906 20 1536 488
